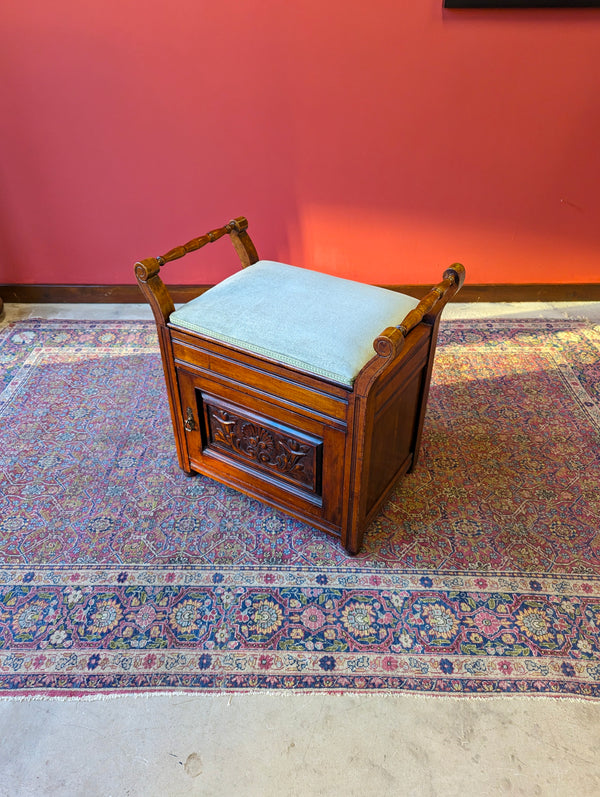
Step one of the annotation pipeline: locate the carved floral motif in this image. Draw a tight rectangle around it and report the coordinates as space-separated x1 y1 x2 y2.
208 406 318 489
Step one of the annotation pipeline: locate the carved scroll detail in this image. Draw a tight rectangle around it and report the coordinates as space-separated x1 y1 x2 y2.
207 405 318 491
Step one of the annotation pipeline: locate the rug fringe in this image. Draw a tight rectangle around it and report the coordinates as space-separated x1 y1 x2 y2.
1 689 598 703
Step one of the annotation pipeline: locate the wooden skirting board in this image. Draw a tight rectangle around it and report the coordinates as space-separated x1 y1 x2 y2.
1 283 600 304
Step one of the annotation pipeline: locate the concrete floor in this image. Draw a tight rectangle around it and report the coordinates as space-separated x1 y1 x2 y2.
1 301 600 797
1 693 599 797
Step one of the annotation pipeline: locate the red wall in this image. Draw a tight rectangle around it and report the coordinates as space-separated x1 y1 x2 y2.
1 1 599 287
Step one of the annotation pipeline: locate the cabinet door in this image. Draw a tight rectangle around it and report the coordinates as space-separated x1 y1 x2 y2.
175 367 345 531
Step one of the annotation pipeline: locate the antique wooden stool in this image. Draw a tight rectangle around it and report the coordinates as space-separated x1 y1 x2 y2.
135 217 465 554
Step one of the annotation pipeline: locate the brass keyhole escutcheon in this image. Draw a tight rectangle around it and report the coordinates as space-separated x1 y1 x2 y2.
184 407 196 432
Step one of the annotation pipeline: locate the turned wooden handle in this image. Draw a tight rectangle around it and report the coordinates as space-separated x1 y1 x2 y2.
373 263 465 360
397 263 465 336
156 217 250 265
134 215 259 326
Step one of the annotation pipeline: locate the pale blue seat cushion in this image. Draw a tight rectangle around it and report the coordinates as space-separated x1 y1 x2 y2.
169 260 419 387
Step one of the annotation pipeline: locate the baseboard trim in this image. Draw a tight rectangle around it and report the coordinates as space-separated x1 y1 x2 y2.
389 284 600 302
0 285 210 304
1 283 599 304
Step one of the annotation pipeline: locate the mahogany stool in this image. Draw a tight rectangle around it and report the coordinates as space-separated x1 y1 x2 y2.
135 217 464 554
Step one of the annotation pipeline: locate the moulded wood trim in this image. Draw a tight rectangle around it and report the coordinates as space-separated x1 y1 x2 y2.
1 283 600 304
0 284 210 304
383 284 600 302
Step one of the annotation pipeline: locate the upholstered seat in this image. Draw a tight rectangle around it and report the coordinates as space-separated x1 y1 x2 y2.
170 260 420 387
135 217 465 555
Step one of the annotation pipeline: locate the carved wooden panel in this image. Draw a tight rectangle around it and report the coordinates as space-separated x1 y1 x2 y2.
201 396 323 495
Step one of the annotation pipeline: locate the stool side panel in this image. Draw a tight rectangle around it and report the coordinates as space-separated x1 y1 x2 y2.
365 368 425 517
340 324 437 553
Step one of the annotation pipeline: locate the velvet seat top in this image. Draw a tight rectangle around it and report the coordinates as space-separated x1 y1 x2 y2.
169 260 419 387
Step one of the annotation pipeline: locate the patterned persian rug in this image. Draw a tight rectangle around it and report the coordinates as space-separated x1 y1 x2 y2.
1 318 599 697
